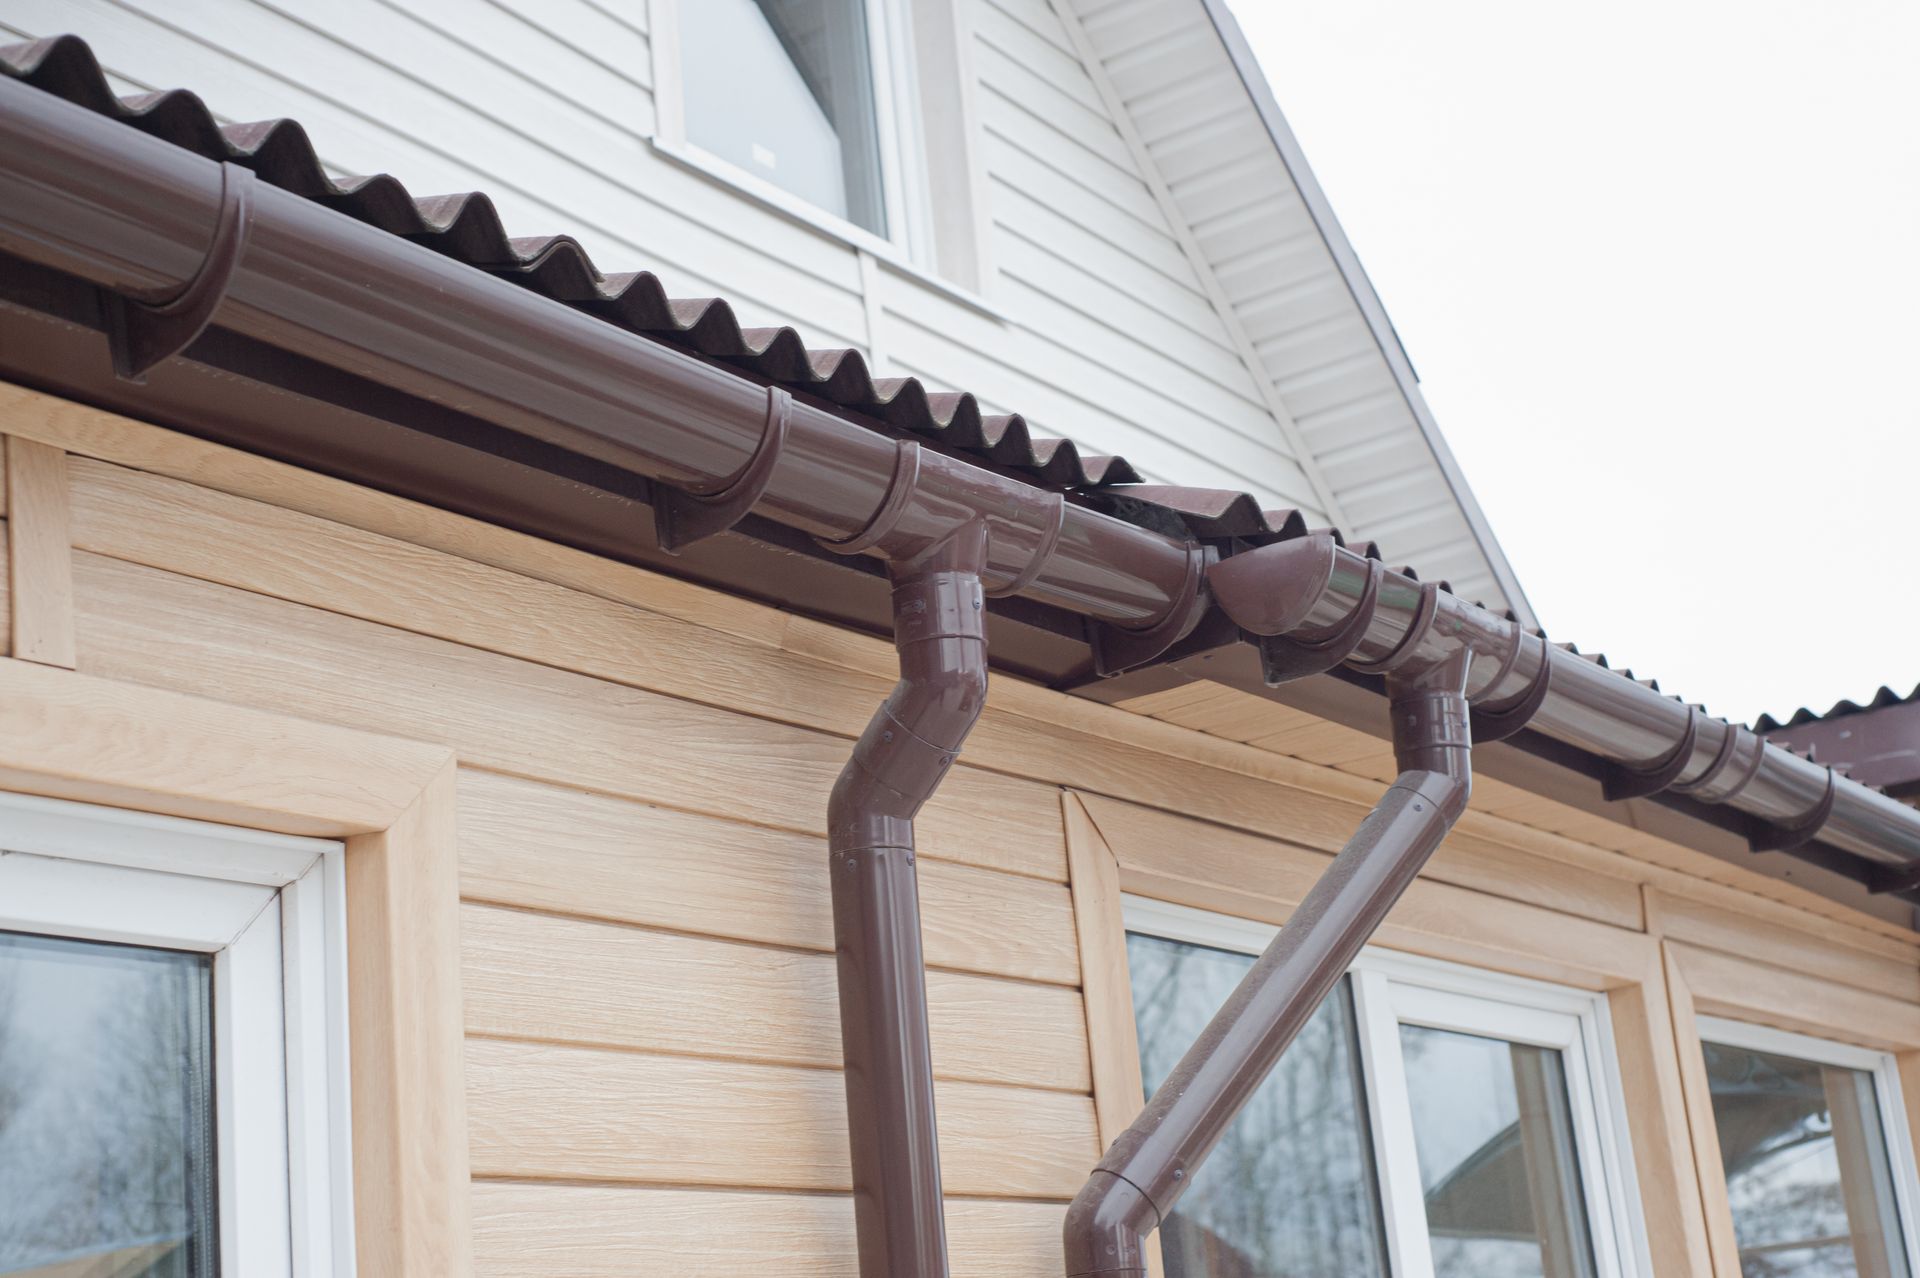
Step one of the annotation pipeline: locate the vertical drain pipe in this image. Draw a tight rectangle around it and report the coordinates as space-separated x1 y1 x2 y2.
816 429 1129 1278
1062 648 1474 1277
828 514 989 1278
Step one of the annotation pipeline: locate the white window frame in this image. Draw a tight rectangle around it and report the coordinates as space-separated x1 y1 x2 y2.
0 791 355 1278
1125 895 1651 1278
1697 1014 1920 1270
649 0 934 264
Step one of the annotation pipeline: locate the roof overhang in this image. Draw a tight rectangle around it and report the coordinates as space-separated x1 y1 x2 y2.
4 36 1916 930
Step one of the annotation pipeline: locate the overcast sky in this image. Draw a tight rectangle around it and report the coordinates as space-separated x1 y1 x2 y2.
1227 0 1920 726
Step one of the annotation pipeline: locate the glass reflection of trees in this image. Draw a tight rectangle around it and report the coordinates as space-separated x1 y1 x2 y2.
0 932 215 1278
1704 1041 1911 1278
1127 932 1390 1278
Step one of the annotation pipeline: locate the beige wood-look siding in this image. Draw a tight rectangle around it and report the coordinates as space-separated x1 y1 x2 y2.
8 385 1920 1274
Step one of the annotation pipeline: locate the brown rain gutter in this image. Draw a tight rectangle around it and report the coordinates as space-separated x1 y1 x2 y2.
1212 534 1920 882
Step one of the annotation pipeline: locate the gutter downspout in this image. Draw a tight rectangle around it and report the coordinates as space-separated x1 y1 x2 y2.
818 442 1191 1278
827 516 989 1278
1061 647 1473 1277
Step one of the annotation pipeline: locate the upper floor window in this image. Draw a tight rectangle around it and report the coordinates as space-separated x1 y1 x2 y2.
1698 1017 1920 1276
0 792 354 1276
654 0 990 292
1127 898 1648 1278
683 0 893 237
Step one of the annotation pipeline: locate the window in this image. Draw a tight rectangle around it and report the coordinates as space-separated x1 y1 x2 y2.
1127 897 1648 1278
682 0 894 236
1697 1017 1920 1277
0 792 353 1277
652 0 990 290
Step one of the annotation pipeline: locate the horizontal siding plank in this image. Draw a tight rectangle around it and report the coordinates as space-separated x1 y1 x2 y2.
459 771 1078 983
69 553 1066 881
1650 889 1920 1003
974 0 1103 114
1671 941 1920 1053
464 1038 1099 1198
983 133 1193 283
1086 792 1653 987
978 88 1155 225
470 1182 1058 1278
460 903 1091 1091
973 39 1132 173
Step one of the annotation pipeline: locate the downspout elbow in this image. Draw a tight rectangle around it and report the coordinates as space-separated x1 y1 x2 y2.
1062 1169 1157 1278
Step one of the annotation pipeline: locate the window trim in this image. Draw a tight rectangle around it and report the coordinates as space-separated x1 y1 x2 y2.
0 655 470 1274
1124 894 1652 1278
0 791 353 1277
1696 1013 1920 1271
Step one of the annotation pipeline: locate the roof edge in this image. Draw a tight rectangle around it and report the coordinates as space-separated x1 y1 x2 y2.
1196 0 1539 629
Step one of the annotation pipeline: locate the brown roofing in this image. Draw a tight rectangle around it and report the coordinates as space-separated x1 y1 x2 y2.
1758 686 1920 800
1757 685 1920 733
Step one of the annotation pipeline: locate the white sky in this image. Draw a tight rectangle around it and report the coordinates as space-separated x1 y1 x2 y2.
1227 0 1920 725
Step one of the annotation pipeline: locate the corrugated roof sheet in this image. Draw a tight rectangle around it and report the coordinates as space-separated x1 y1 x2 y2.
1757 686 1920 734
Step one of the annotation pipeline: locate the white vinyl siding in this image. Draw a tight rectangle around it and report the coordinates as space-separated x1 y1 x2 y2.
2 0 1328 515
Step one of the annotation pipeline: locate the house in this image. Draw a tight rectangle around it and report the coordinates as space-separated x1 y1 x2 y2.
0 6 1916 1278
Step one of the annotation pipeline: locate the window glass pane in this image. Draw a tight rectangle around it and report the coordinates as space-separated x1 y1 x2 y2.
682 0 889 235
0 931 216 1278
1399 1024 1598 1278
1704 1039 1912 1278
1127 932 1390 1277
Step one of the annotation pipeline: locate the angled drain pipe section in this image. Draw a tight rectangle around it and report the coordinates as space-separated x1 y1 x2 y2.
1062 542 1477 1278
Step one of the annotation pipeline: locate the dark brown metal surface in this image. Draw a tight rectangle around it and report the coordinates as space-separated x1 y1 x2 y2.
1063 651 1474 1277
1760 687 1920 800
828 516 1002 1278
1210 535 1920 896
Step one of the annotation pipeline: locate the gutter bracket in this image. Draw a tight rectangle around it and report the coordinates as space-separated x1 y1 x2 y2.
655 385 793 553
1091 541 1211 676
1255 557 1383 685
1868 857 1920 898
1349 580 1439 677
103 160 254 383
1468 632 1552 744
984 491 1066 599
1748 767 1838 853
1603 704 1700 800
819 440 922 555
